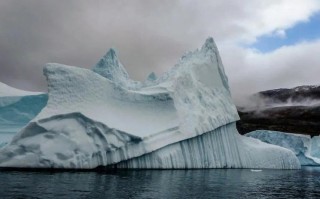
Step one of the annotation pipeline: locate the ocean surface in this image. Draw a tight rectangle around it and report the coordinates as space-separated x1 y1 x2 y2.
0 167 319 199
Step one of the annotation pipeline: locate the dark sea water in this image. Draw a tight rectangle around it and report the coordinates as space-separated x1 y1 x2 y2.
0 167 319 199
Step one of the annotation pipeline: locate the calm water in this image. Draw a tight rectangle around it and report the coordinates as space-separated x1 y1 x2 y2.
0 167 319 199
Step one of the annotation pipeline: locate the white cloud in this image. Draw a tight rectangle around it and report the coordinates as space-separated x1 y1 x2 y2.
221 39 320 105
231 0 320 43
195 0 320 44
274 29 286 38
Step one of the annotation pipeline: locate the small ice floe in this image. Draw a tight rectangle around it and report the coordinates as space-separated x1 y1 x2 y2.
250 169 262 172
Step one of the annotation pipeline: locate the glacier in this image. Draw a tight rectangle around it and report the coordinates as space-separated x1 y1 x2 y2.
0 38 300 169
246 130 320 166
0 82 47 148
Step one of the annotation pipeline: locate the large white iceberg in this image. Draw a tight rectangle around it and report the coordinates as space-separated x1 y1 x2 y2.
246 130 320 166
0 38 300 169
0 82 47 148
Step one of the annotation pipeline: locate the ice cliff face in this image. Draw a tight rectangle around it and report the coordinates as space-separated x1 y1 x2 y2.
0 38 300 169
115 123 298 169
246 130 320 166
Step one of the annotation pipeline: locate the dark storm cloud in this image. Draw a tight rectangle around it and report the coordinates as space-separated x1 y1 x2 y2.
0 0 319 104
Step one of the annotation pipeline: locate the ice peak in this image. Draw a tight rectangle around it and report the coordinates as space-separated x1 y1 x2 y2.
96 48 120 69
146 72 157 81
93 48 129 83
105 48 117 59
201 37 217 52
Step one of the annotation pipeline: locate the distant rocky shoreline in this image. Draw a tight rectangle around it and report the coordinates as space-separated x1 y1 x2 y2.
237 85 320 137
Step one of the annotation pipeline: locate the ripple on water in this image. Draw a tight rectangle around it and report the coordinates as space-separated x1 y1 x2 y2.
0 167 320 199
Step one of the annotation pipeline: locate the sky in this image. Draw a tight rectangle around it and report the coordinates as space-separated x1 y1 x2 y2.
0 0 319 105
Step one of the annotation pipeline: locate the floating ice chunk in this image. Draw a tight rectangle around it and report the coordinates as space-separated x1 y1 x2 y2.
251 170 262 172
246 130 320 166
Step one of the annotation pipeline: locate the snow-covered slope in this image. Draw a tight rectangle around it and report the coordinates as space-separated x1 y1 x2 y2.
0 38 300 169
246 130 320 166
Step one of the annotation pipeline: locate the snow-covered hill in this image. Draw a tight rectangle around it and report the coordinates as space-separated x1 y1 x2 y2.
237 85 320 136
257 85 320 107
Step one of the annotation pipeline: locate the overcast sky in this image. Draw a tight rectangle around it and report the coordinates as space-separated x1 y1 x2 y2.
0 0 319 104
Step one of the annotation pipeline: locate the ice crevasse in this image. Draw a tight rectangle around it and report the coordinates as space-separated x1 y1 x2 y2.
0 38 300 169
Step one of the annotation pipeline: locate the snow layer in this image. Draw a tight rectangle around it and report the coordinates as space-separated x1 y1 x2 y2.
0 38 300 169
246 130 320 166
0 82 43 97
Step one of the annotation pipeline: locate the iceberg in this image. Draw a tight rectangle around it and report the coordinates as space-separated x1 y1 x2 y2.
246 130 320 166
0 38 300 169
0 82 47 148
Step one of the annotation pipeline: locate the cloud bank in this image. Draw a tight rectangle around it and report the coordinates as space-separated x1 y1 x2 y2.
0 0 319 104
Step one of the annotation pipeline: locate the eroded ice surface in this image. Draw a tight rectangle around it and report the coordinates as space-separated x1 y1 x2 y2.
115 123 298 169
246 130 320 166
0 38 300 169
